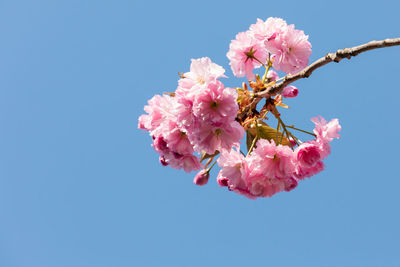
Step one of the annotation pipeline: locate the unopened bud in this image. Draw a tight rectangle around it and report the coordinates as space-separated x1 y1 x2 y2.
289 138 298 148
159 156 168 166
266 70 279 82
193 169 210 186
282 86 298 98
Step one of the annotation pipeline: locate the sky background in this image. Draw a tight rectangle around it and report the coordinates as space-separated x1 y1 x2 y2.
0 0 399 266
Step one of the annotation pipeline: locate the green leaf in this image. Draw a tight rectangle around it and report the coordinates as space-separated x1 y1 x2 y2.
246 121 290 150
246 130 256 151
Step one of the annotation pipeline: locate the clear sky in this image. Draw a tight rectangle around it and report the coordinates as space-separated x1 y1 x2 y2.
0 0 399 266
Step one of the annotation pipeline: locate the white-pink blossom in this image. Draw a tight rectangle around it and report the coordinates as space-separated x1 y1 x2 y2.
312 116 341 142
249 139 296 179
138 94 176 132
217 149 256 199
192 80 238 124
192 120 244 155
264 24 311 74
226 31 268 80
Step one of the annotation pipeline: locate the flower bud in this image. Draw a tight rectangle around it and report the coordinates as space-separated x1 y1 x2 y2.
267 70 279 82
289 138 298 148
159 156 168 166
282 86 298 98
193 169 210 186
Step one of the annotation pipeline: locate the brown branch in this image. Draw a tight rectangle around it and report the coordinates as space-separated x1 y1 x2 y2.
252 38 400 105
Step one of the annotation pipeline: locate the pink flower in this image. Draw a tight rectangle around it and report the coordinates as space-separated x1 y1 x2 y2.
192 80 238 123
174 95 198 129
175 57 225 100
249 18 288 42
283 177 298 192
264 24 312 74
163 126 194 155
217 149 256 199
282 85 299 98
296 160 325 180
295 141 322 168
226 31 268 80
246 171 285 198
175 57 225 106
312 116 341 142
183 57 226 85
249 139 296 179
193 169 210 186
138 93 203 173
138 94 176 131
175 154 203 173
192 120 244 155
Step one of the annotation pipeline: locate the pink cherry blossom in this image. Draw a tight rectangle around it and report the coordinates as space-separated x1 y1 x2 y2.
264 24 312 74
249 139 296 179
283 177 299 192
184 57 226 85
312 116 341 142
192 120 244 155
295 141 322 168
138 94 176 131
175 57 225 102
296 160 325 180
249 17 288 43
192 80 238 123
246 171 285 198
170 154 203 173
227 31 268 80
217 149 256 199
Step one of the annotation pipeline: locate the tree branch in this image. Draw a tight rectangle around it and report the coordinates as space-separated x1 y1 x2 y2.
254 38 400 101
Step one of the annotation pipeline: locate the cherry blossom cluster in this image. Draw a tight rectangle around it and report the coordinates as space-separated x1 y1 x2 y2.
227 17 312 79
138 57 244 172
217 117 340 199
139 17 341 199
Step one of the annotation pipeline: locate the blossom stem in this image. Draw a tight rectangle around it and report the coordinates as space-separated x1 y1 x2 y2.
275 120 281 144
261 109 269 120
262 54 272 83
285 125 316 137
247 135 258 156
207 160 218 172
204 155 215 169
275 115 300 148
253 57 267 69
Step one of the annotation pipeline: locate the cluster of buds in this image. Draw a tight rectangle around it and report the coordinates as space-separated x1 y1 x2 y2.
139 17 341 199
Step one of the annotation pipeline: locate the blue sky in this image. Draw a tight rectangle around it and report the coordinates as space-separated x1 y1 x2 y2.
0 0 399 266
